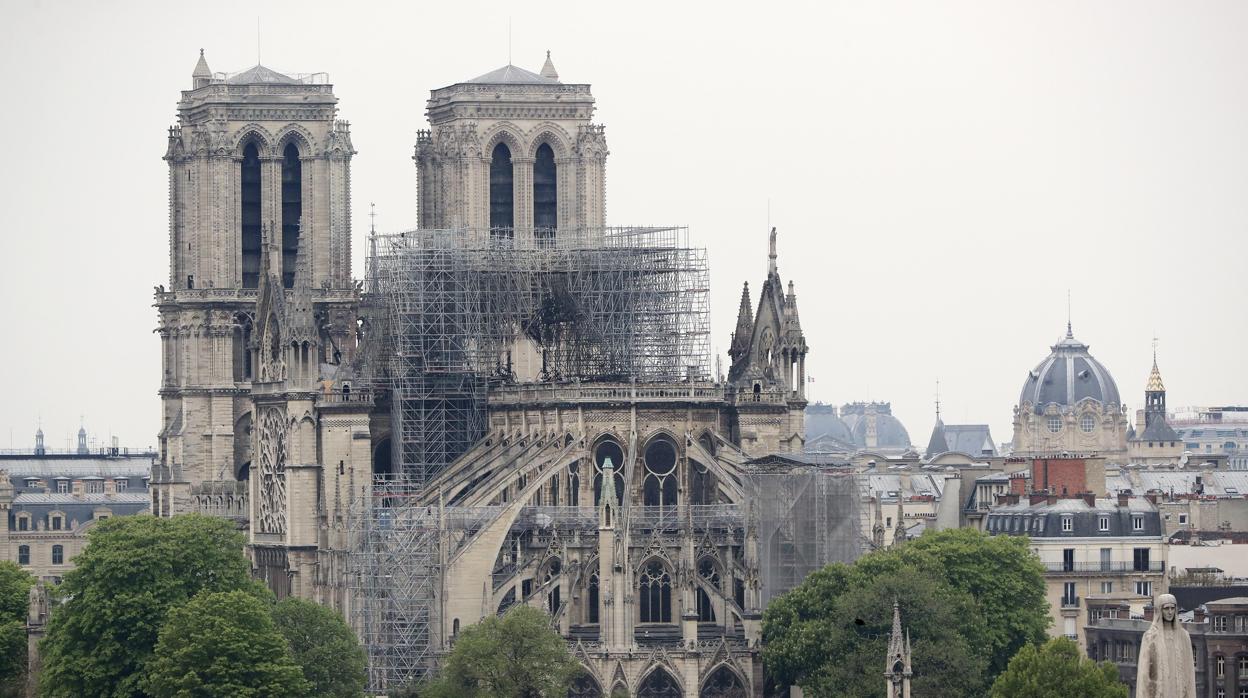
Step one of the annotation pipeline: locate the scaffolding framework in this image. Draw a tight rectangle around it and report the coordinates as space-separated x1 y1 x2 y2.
349 226 712 690
746 468 867 604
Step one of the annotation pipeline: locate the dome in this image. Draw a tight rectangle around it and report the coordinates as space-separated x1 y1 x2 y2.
1018 328 1120 410
805 404 853 445
840 402 912 449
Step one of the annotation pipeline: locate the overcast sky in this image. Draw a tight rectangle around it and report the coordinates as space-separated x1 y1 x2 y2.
1 1 1245 451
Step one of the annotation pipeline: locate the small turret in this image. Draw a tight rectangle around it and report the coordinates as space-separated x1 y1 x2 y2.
539 50 559 81
192 49 212 89
34 427 45 456
599 457 617 528
77 425 88 454
729 282 752 361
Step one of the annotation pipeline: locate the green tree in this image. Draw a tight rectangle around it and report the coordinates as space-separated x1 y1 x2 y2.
900 528 1050 674
990 637 1127 698
0 561 34 694
143 590 309 698
763 528 1049 696
422 605 581 697
0 562 34 623
764 554 989 697
271 597 367 697
39 514 259 697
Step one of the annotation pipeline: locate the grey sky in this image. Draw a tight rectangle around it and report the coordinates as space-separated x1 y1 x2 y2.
1 1 1245 451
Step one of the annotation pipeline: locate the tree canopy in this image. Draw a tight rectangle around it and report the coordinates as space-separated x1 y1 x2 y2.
990 637 1128 698
143 590 309 698
38 514 258 697
422 605 581 698
272 597 367 697
763 527 1049 696
0 561 34 694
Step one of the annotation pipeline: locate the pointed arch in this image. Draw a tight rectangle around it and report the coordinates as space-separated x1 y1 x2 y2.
637 666 682 697
233 125 274 156
637 558 673 623
567 672 603 697
490 141 515 235
700 664 748 698
273 124 316 157
641 432 679 508
533 141 558 236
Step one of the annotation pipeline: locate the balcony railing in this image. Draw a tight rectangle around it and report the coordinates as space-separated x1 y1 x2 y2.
1044 561 1165 574
1061 596 1080 609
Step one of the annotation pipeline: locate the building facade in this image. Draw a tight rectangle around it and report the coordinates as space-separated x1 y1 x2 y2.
986 495 1167 651
1 441 152 580
153 52 842 697
1012 326 1130 459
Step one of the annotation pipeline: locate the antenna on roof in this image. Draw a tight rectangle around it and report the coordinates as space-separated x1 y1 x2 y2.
369 202 377 235
508 17 512 65
935 379 941 421
256 17 261 65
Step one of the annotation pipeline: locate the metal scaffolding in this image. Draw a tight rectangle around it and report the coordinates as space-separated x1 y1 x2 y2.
746 467 867 605
349 226 712 690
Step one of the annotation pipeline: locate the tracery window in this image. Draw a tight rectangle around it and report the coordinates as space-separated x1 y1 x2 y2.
490 142 514 235
593 440 625 507
587 568 600 624
700 666 747 698
642 437 678 507
637 668 681 697
638 561 672 623
568 461 580 507
690 460 716 505
567 675 603 698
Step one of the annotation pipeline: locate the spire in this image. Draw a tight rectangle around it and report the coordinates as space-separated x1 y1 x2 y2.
192 49 212 88
768 227 778 276
539 50 560 81
599 457 617 528
729 282 753 360
1066 290 1073 338
1147 354 1165 392
893 497 907 544
885 599 913 696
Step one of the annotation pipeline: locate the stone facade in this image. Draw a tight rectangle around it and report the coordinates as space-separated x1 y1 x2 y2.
153 52 821 696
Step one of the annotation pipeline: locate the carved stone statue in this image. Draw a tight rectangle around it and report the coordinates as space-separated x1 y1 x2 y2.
1136 593 1196 698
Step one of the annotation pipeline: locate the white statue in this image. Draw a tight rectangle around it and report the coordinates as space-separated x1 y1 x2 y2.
1136 593 1196 698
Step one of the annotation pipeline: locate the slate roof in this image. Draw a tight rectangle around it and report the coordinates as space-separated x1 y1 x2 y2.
468 64 559 85
926 422 996 458
1019 329 1121 408
1106 470 1248 497
226 65 301 84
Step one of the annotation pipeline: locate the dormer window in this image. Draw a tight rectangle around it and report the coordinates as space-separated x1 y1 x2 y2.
16 514 30 531
115 478 128 493
1132 515 1144 531
1048 416 1062 433
50 514 63 531
1098 516 1109 532
55 479 69 494
1061 516 1073 532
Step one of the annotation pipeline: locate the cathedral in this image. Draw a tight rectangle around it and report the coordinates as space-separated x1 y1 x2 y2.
151 50 824 697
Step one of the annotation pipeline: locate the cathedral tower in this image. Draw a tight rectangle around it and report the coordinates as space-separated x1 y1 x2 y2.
884 601 913 698
154 51 359 514
415 54 608 237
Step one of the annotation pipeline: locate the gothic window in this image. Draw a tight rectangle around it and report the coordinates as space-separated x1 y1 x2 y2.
700 666 747 698
567 674 603 698
638 560 673 623
690 460 716 505
490 142 514 235
593 439 625 507
240 142 262 289
17 546 29 565
697 558 721 622
568 461 580 507
51 545 64 565
587 568 600 624
643 437 678 507
373 438 393 477
533 142 557 238
549 474 559 506
637 667 681 697
280 142 302 288
548 585 562 615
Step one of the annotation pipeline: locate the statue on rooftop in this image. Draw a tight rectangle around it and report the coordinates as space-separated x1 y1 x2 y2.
1136 593 1196 698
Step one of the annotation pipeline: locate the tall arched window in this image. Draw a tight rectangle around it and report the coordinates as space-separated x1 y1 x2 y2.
240 142 262 288
489 142 514 236
533 143 557 239
587 568 600 624
697 558 720 622
701 666 747 698
593 440 625 507
638 560 672 623
280 142 303 288
643 437 678 507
